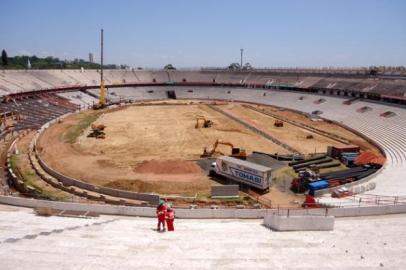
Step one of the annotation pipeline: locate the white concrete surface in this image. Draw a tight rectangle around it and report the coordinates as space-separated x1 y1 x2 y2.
264 214 335 231
0 205 405 269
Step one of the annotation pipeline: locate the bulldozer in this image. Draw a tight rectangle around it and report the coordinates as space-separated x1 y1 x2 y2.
88 124 106 139
201 139 247 160
195 116 213 128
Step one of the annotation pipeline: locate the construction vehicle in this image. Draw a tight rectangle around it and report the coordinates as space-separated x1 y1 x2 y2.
88 124 106 139
201 139 247 160
195 116 213 128
274 120 283 127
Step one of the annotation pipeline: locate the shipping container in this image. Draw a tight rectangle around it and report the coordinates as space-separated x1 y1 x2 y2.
308 180 329 191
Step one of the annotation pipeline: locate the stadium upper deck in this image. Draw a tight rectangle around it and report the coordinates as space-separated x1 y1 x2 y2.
0 69 405 103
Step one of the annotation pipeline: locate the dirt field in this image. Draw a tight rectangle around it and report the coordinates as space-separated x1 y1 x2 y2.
37 101 378 203
218 103 345 154
38 103 289 196
255 104 381 154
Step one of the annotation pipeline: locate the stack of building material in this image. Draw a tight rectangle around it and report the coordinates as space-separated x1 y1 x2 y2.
327 145 360 159
355 152 385 167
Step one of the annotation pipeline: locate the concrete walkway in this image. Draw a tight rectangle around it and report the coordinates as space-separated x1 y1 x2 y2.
0 205 405 269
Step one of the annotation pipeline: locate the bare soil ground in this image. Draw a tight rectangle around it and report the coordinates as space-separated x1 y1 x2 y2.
37 101 378 204
219 103 345 154
255 104 381 154
38 103 287 195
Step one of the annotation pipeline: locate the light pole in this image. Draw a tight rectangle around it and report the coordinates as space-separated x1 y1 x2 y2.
240 48 243 69
99 29 106 107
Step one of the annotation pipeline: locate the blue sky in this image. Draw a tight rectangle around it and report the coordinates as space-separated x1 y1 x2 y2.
1 0 406 68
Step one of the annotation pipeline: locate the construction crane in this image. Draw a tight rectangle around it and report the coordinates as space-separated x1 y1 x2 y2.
195 116 213 128
93 29 107 110
201 139 247 159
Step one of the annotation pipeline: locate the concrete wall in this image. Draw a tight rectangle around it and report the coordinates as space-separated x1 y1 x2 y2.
264 214 335 231
1 195 406 219
35 154 159 204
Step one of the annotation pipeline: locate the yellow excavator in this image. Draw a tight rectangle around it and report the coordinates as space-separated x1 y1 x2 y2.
195 116 213 128
201 139 247 159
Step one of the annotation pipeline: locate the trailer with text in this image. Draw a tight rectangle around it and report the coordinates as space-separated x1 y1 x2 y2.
210 156 272 191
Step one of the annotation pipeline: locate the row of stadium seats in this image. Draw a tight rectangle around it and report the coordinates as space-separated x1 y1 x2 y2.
1 70 406 97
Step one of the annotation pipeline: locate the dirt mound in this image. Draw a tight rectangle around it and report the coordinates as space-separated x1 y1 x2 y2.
134 160 202 175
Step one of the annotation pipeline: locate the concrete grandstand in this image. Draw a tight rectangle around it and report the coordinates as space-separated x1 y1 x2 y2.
1 70 406 198
1 69 406 269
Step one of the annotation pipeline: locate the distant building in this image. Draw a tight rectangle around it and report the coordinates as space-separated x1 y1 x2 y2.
88 53 94 63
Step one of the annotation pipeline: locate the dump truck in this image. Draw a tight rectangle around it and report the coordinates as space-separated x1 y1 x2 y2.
210 156 272 191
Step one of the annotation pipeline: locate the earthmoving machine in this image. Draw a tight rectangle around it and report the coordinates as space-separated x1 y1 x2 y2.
195 116 213 128
274 120 283 127
201 139 247 160
88 124 106 139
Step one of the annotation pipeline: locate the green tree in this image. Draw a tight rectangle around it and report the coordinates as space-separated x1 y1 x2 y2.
164 64 176 70
228 62 241 70
369 66 378 76
243 62 253 70
1 50 8 65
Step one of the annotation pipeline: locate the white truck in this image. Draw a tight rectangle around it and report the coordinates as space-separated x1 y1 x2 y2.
210 156 272 191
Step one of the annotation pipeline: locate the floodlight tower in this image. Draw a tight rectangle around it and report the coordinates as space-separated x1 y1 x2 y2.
240 48 243 69
99 28 106 107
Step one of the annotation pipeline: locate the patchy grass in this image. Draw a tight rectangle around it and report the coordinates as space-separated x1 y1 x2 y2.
12 154 69 201
9 154 18 171
64 112 102 143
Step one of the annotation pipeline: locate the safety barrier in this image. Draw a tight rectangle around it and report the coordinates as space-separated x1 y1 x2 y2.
1 195 406 219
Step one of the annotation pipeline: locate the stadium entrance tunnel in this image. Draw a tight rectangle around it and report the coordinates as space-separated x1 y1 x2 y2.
166 90 177 99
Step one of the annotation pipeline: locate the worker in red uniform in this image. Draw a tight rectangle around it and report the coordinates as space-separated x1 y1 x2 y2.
165 206 175 231
156 200 167 232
